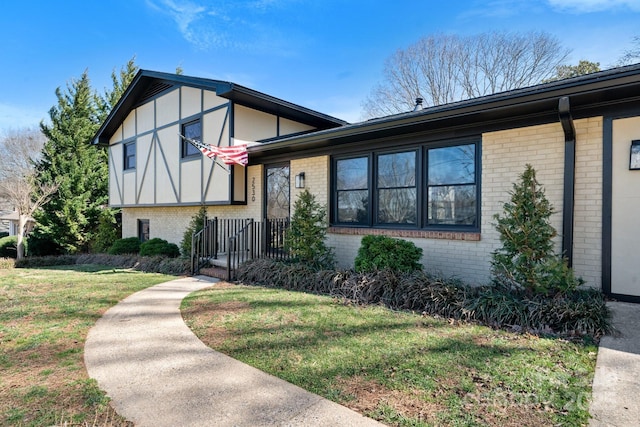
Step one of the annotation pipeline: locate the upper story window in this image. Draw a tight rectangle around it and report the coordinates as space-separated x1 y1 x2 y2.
332 141 479 231
124 141 136 170
182 119 202 158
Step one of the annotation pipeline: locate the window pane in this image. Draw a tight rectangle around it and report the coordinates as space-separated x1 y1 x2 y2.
378 188 416 224
337 190 368 224
428 144 475 185
427 185 476 225
378 151 415 188
183 121 202 157
124 142 135 170
266 165 290 219
337 157 368 190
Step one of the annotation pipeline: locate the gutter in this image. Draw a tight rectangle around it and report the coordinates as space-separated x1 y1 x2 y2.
558 96 576 266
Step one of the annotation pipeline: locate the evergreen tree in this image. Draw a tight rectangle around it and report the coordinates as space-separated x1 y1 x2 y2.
99 57 139 115
181 205 207 257
491 164 581 295
285 190 335 269
33 72 104 253
32 59 139 254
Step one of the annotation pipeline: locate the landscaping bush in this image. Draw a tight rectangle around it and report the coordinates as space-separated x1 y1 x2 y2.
108 237 141 255
14 253 190 276
492 164 583 296
0 231 8 238
140 238 180 258
27 233 63 256
285 189 335 269
354 234 423 273
181 205 207 257
0 235 27 258
236 258 612 338
90 208 121 253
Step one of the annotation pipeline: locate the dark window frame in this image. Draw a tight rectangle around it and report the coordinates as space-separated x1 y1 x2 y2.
138 219 150 242
331 140 480 232
123 140 136 170
182 119 202 158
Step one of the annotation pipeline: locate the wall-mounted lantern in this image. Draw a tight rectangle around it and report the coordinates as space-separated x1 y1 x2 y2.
630 140 640 170
295 172 305 188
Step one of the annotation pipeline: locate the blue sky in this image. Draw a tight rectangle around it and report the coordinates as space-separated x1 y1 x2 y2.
1 0 639 135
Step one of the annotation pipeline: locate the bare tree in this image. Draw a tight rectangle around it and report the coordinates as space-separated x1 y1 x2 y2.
618 35 640 66
363 31 570 118
0 127 59 259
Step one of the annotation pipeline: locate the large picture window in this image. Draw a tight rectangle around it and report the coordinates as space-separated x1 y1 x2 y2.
332 141 479 230
182 119 202 158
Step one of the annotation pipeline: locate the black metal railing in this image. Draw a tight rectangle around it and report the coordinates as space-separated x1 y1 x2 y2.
191 217 290 279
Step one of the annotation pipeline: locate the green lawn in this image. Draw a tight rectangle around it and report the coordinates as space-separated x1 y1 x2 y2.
183 282 598 426
0 265 174 426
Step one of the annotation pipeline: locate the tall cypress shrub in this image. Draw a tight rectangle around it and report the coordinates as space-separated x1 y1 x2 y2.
491 164 582 295
285 190 335 269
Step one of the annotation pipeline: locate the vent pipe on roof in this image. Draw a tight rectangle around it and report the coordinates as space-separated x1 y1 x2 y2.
413 97 424 112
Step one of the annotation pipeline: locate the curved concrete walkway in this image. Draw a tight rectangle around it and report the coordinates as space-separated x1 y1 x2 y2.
84 276 381 427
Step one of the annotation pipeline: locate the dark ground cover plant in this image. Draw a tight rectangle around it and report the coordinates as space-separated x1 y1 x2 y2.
355 234 423 273
14 253 189 276
139 238 180 258
236 258 612 338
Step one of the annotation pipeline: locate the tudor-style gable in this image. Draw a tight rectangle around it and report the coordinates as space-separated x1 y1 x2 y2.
95 70 346 208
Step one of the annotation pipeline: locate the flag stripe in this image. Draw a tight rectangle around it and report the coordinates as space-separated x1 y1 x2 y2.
183 136 248 167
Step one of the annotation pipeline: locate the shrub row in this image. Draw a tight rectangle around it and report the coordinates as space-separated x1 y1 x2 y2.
236 258 612 338
14 253 189 276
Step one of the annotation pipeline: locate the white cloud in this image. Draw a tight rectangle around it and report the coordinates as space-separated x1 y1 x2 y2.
145 0 289 52
547 0 640 13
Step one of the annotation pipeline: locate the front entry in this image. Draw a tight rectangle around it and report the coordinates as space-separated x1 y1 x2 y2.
265 163 290 219
264 163 290 257
610 116 640 299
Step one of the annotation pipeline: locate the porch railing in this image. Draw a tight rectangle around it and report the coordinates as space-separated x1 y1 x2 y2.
191 217 290 279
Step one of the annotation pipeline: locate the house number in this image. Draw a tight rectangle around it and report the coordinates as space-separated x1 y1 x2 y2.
251 177 256 202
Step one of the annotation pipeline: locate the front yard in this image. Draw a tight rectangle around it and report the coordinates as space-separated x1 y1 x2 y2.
182 282 598 426
0 265 598 426
0 265 173 426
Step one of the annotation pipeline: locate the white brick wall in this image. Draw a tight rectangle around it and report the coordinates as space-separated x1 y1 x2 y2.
573 117 603 289
329 119 603 288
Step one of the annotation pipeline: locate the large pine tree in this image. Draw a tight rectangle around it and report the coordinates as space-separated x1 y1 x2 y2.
32 60 138 254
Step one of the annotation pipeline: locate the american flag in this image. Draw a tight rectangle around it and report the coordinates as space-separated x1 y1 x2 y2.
183 136 248 167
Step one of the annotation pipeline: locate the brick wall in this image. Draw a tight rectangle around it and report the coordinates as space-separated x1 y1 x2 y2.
327 119 602 287
572 117 603 289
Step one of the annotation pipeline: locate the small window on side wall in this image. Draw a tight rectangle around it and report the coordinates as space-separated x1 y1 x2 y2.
182 120 202 158
138 219 149 242
124 141 136 170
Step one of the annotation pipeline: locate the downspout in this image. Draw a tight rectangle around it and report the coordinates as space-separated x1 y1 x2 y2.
558 96 576 266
